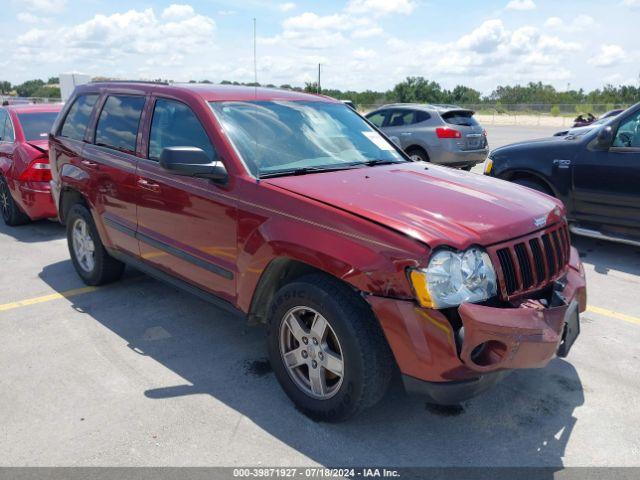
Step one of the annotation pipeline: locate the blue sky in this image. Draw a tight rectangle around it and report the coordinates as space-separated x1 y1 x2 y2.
2 0 639 94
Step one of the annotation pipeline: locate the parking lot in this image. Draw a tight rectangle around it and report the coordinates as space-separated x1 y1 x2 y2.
1 125 639 467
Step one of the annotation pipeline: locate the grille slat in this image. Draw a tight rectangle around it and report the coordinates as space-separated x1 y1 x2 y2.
492 224 570 299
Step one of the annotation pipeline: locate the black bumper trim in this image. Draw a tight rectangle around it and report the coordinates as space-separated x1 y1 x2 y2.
402 370 511 405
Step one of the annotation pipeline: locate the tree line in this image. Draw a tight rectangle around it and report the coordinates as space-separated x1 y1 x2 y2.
3 76 640 110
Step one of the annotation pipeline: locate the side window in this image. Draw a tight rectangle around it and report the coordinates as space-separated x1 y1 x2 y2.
60 94 98 141
0 110 6 142
148 99 215 161
1 110 15 142
414 111 431 124
613 111 640 148
366 111 387 128
387 110 414 127
95 95 145 153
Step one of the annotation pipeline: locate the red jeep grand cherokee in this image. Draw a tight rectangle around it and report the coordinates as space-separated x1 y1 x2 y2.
49 82 586 421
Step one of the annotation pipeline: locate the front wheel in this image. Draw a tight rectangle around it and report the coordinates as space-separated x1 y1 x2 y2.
267 274 394 422
513 178 553 196
66 203 125 286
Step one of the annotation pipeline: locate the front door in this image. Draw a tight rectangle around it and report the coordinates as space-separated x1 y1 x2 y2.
572 108 640 237
135 97 237 303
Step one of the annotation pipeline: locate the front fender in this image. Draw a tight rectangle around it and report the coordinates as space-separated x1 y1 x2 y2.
235 215 424 313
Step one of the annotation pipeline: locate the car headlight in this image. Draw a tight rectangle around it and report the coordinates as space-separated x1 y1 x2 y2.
409 247 497 309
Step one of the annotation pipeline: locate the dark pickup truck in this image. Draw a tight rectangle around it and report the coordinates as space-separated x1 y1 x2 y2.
484 102 640 247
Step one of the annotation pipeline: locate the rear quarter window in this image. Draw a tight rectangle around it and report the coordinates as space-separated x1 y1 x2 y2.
60 94 98 141
441 111 479 127
95 95 145 153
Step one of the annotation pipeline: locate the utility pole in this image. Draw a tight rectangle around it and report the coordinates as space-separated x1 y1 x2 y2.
253 18 258 87
317 63 321 94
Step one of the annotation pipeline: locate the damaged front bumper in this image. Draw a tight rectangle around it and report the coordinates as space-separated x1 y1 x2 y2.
367 247 587 405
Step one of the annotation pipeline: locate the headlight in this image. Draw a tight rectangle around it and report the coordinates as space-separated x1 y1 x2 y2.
409 247 497 309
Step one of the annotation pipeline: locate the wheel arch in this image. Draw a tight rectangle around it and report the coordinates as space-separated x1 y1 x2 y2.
58 186 89 225
405 144 430 160
499 169 557 197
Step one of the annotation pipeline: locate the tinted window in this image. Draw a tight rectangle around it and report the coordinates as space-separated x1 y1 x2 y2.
613 110 640 148
441 111 479 127
17 112 59 141
149 99 215 161
2 111 15 142
60 94 98 141
95 95 145 153
387 110 414 127
415 111 431 123
366 111 386 127
0 110 6 142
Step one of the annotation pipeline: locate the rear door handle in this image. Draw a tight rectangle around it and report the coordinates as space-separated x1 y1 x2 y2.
137 178 161 192
400 132 412 136
81 160 99 169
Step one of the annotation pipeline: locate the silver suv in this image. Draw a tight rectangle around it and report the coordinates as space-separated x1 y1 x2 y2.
365 104 489 170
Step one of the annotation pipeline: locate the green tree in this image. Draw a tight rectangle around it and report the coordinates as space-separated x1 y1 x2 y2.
0 81 11 94
15 79 45 97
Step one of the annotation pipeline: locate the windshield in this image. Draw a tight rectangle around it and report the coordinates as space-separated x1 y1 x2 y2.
16 112 59 141
209 101 405 177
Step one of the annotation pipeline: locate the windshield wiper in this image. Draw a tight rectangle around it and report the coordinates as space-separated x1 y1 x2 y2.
362 159 400 166
259 164 360 179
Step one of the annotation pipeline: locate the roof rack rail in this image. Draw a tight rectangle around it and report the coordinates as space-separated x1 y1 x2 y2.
89 80 170 86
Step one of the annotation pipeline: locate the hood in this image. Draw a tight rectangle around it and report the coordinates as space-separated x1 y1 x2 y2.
265 162 564 249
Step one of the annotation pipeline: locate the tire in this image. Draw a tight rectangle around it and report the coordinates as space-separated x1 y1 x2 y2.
0 176 30 226
405 147 429 163
267 273 394 422
513 178 553 196
66 203 125 286
461 165 473 171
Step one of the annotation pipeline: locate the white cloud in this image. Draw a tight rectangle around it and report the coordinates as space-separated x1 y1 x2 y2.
457 19 506 53
588 44 627 67
352 48 376 59
17 12 44 23
622 0 640 7
544 14 596 32
16 0 66 13
278 2 296 12
506 0 536 10
351 26 384 39
346 0 415 16
161 4 195 20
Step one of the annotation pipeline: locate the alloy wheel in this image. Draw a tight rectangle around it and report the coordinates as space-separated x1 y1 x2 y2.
279 306 345 400
72 218 96 273
0 179 10 222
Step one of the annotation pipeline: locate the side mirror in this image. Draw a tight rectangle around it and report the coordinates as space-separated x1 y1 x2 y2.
595 125 614 150
159 147 228 183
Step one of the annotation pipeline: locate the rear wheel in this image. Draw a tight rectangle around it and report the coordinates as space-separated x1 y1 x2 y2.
66 203 125 285
406 147 429 163
513 177 553 196
0 176 30 226
267 274 394 422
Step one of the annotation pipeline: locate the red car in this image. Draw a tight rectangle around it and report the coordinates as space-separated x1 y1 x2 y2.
0 104 62 225
49 83 586 421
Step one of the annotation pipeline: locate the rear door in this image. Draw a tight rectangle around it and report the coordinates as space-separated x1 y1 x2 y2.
0 109 16 174
571 108 640 237
82 94 147 256
441 110 485 150
382 109 417 149
135 96 237 302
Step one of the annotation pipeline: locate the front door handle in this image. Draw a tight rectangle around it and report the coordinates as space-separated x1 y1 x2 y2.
137 178 161 192
400 132 412 136
81 159 99 169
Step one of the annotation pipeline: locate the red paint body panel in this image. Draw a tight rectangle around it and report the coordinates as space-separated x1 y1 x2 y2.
49 83 586 393
0 104 62 220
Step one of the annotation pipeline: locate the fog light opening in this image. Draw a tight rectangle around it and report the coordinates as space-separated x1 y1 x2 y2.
471 340 508 367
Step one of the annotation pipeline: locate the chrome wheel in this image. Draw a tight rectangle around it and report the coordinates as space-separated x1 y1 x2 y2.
72 218 96 273
409 154 423 162
279 306 345 400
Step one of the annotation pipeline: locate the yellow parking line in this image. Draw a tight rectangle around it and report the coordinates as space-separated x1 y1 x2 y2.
586 305 640 326
1 283 640 328
0 285 100 312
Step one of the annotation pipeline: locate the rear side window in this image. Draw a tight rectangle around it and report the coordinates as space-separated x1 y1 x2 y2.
415 111 431 123
366 111 386 128
441 111 479 127
149 99 215 161
17 112 59 141
1 110 15 142
60 94 98 141
0 110 7 142
95 95 145 153
387 110 415 127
